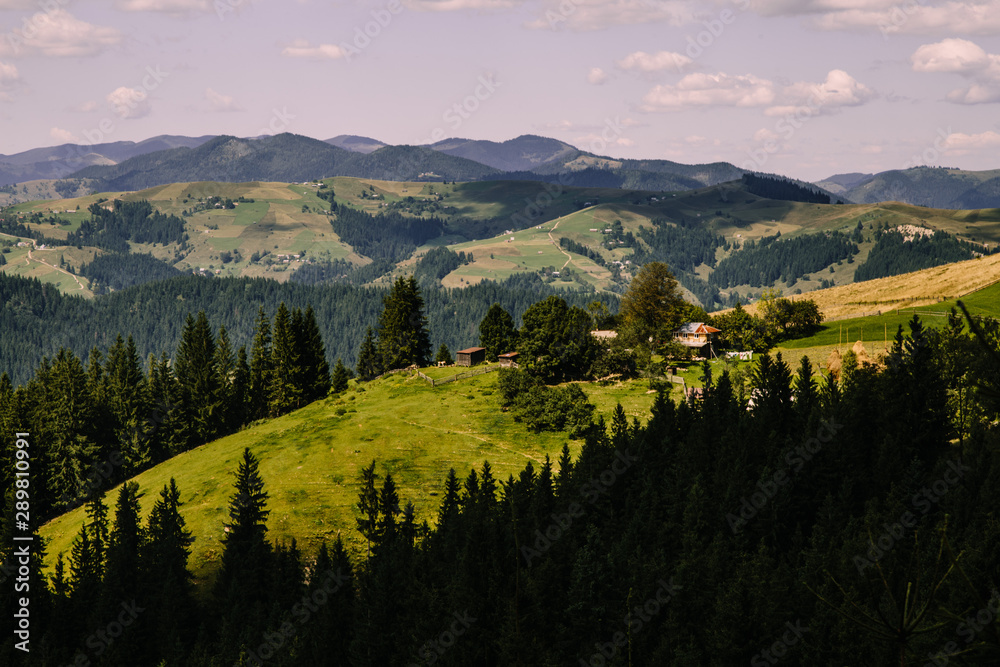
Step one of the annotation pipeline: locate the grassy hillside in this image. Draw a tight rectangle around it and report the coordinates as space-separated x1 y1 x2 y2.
770 279 1000 373
7 177 1000 301
738 251 1000 320
39 368 660 587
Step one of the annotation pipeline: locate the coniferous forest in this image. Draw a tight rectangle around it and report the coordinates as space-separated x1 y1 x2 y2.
2 302 1000 665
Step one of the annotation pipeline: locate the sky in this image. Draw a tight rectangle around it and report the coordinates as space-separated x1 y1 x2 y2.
1 0 999 182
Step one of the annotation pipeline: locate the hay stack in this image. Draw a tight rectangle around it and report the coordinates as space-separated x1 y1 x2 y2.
826 348 842 377
852 340 870 366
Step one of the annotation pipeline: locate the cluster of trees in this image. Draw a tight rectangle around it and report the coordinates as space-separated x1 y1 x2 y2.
0 271 614 385
742 172 834 204
631 217 723 273
78 252 181 294
8 313 1000 665
355 276 433 379
413 246 473 286
328 202 444 265
853 228 994 282
710 290 823 351
0 304 331 523
710 232 858 289
66 200 187 253
559 237 606 267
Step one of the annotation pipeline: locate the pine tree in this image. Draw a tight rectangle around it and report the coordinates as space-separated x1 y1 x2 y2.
357 460 380 557
377 276 432 370
435 343 452 365
99 482 145 665
270 302 303 415
331 357 350 393
216 448 273 658
217 448 271 600
248 306 273 420
299 304 331 401
479 303 518 361
215 324 237 429
143 478 195 663
356 326 381 381
173 311 221 447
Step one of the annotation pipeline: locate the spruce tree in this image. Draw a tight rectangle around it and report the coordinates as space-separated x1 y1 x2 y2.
248 306 272 420
299 304 331 401
377 276 432 370
143 478 195 663
479 303 518 361
356 326 381 381
435 343 452 365
173 311 221 447
269 302 303 415
217 447 271 601
331 357 350 393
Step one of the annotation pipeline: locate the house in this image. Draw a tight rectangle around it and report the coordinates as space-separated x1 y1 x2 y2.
498 351 519 368
674 322 720 357
456 347 486 367
591 330 618 341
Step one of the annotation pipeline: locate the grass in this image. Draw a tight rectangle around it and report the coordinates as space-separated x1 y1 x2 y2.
771 280 1000 372
39 370 661 588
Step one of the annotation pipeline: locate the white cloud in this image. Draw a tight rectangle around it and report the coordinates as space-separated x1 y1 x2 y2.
404 0 522 10
0 59 18 99
526 0 691 30
50 127 79 143
0 10 121 58
281 39 346 60
912 38 1000 104
941 130 1000 151
641 69 876 115
641 72 777 111
74 100 98 112
205 87 243 112
617 50 693 73
107 86 151 119
587 67 608 85
115 0 211 13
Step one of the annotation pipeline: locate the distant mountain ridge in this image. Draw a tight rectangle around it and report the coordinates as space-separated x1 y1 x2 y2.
6 131 1000 208
67 132 748 193
815 167 1000 209
0 135 215 186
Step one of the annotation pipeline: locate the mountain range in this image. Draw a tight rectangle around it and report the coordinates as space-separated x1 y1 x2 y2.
2 132 999 208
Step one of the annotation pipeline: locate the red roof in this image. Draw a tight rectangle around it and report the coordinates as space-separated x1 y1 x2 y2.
457 347 486 354
498 351 519 358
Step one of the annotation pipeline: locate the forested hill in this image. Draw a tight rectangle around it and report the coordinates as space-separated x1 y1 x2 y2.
72 135 503 192
0 271 614 385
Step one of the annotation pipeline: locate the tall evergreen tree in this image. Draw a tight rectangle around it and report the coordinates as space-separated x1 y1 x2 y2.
377 276 432 370
173 311 221 447
479 303 518 361
331 357 350 393
300 304 331 401
356 326 381 381
248 306 273 421
143 478 195 664
270 302 303 415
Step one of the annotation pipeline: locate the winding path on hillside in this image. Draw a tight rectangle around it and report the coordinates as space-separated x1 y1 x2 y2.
27 246 87 292
547 216 574 271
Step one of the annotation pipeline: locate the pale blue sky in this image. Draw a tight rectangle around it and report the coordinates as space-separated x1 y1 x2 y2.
1 0 999 181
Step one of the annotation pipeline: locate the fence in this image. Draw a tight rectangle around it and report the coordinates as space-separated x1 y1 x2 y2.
417 365 499 387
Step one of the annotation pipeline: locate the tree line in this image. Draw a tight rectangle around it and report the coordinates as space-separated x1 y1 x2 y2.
6 310 1000 665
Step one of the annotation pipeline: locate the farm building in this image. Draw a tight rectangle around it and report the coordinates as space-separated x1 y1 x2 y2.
456 347 486 367
674 322 720 357
498 352 519 368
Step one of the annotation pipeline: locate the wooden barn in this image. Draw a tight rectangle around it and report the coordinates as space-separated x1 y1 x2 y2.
456 347 486 367
498 351 519 368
